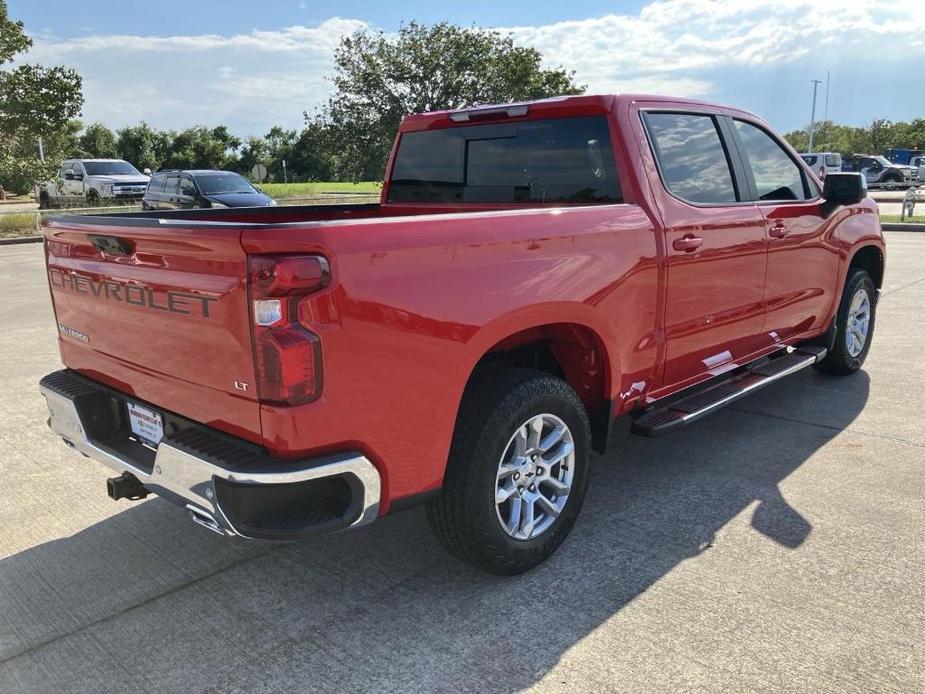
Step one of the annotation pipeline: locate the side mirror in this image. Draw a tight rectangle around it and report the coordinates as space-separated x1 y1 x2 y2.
74 173 84 181
64 172 74 181
823 172 866 206
143 168 152 176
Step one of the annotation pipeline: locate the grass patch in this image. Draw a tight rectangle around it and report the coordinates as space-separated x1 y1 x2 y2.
0 212 39 238
260 181 381 198
880 214 925 224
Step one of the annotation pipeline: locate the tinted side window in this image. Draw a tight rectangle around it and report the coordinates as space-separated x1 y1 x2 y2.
147 174 166 193
733 120 807 201
801 155 818 166
180 177 197 196
388 116 621 204
644 112 738 204
164 175 180 195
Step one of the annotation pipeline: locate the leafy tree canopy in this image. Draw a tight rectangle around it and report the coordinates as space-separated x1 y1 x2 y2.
784 118 925 155
0 0 83 192
314 21 586 180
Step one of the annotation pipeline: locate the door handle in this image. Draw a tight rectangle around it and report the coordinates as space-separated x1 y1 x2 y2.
672 235 703 252
769 222 791 238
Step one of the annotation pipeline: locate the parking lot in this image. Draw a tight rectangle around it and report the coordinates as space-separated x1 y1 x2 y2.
0 234 922 693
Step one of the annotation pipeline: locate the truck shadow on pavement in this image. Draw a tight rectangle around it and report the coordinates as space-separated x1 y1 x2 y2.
0 369 870 693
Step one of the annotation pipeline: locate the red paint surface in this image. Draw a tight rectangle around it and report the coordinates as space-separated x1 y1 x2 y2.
43 94 885 513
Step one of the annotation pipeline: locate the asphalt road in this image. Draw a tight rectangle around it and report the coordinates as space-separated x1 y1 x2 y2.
1 236 923 693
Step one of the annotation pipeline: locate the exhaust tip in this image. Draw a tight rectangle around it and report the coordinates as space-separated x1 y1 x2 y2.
186 504 229 536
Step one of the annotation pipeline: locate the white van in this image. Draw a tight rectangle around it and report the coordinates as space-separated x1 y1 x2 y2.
800 152 843 179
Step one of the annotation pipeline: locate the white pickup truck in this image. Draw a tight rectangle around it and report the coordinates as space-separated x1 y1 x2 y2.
37 159 150 208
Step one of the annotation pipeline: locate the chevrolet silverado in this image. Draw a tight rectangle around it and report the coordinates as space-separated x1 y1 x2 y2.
39 94 884 574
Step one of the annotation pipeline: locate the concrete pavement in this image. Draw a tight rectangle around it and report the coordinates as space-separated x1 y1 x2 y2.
0 236 923 693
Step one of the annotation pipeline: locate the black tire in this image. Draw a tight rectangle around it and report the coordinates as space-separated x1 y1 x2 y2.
815 268 877 375
85 189 99 207
427 368 592 575
38 192 50 209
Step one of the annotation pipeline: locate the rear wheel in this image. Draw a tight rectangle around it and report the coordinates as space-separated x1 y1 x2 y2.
427 368 591 575
815 269 877 374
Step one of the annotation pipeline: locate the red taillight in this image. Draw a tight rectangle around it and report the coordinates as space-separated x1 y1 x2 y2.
248 255 330 406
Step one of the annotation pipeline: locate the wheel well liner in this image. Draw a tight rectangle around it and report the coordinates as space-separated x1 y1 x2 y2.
468 323 613 453
849 245 884 289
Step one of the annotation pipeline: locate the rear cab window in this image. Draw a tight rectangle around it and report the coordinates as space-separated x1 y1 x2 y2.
387 116 621 204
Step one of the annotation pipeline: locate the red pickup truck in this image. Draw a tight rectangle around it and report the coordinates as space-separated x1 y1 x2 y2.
40 94 884 574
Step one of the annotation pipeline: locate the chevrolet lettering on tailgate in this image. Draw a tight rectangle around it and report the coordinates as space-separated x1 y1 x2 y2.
48 268 218 318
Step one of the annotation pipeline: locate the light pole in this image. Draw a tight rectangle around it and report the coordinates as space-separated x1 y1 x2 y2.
807 79 821 151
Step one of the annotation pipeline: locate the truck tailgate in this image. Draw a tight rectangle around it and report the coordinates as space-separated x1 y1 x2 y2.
44 219 262 442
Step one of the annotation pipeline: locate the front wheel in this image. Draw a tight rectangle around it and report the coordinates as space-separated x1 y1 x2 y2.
815 268 877 374
427 368 591 575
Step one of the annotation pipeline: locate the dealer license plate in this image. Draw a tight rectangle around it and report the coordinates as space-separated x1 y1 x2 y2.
127 401 164 446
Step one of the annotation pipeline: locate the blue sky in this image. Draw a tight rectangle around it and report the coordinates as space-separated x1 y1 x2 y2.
9 0 925 139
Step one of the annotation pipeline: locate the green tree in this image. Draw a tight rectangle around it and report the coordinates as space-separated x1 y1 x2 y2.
116 122 173 171
0 0 83 193
237 135 269 178
314 21 585 180
162 125 241 170
264 126 297 181
78 121 118 158
290 118 336 181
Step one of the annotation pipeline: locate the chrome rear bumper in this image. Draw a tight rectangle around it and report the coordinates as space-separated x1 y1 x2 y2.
40 370 380 540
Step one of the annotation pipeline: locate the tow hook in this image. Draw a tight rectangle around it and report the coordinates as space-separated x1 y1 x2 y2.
106 472 149 501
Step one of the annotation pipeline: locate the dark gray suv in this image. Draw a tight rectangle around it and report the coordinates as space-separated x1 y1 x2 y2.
142 170 275 210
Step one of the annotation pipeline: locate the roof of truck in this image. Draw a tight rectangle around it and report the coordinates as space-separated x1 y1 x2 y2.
399 93 752 132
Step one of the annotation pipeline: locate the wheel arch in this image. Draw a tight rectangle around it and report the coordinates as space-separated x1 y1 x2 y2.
460 305 619 453
848 244 884 289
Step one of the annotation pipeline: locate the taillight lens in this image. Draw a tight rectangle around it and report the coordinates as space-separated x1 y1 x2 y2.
248 255 330 406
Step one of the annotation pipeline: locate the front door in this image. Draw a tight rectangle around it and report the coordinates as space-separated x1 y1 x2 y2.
729 118 838 342
642 111 769 388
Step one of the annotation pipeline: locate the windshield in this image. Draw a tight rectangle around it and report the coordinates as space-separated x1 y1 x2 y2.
82 161 142 176
195 173 258 195
873 156 892 167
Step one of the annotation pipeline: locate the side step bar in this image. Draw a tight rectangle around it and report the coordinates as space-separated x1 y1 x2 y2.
631 346 827 438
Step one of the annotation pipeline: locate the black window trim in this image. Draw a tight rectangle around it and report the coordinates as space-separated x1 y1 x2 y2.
725 115 822 205
639 108 751 208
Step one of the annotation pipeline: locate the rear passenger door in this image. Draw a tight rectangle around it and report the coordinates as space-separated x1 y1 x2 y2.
161 175 181 209
642 110 769 388
729 118 838 343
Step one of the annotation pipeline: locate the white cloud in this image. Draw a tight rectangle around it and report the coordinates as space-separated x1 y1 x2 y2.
12 1 925 137
510 0 925 95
